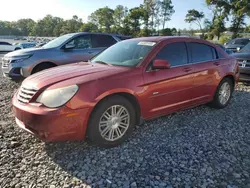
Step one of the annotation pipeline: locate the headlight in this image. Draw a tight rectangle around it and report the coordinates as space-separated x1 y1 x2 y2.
36 85 78 108
11 54 33 63
237 47 241 52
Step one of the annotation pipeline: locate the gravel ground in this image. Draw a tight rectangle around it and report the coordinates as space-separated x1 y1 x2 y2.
0 65 250 188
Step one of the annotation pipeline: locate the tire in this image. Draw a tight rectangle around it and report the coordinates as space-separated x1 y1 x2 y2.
87 95 136 148
14 48 21 50
32 63 56 74
209 78 233 109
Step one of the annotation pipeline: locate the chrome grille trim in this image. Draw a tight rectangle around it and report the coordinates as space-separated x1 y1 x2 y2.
18 85 38 104
238 59 250 68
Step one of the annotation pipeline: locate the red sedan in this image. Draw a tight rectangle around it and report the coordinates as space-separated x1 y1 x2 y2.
12 37 239 147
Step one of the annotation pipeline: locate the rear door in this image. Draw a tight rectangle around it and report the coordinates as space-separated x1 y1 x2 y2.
187 42 221 102
143 41 195 118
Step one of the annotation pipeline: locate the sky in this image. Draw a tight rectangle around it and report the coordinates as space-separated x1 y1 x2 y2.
0 0 249 29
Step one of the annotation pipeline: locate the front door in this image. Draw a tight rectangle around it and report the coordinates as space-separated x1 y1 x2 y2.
143 42 195 118
61 34 95 64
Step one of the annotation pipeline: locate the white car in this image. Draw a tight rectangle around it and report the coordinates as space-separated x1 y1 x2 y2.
0 41 21 53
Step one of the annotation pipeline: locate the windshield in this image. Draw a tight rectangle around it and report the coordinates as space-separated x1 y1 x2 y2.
228 39 250 46
42 34 74 49
92 40 156 67
240 42 250 53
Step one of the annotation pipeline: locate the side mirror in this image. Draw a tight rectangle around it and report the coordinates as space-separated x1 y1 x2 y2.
153 59 171 69
64 44 75 50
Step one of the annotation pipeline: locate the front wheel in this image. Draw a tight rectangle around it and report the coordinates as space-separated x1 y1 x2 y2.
87 96 136 148
209 78 233 109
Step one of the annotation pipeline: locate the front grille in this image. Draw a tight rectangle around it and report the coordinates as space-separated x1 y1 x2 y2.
2 58 10 68
238 59 250 68
18 85 38 104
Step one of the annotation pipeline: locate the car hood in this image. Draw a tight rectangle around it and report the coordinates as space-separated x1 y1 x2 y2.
4 47 48 57
231 52 250 59
22 62 131 89
225 44 244 49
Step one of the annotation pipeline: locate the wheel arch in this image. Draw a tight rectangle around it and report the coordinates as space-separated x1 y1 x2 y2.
31 61 57 74
221 74 235 88
90 91 142 126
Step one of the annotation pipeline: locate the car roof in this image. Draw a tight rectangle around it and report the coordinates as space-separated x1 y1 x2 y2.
68 32 128 37
125 36 210 43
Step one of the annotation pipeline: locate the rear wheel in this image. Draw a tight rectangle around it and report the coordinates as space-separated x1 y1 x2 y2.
87 96 136 148
32 63 56 74
14 47 21 50
209 78 233 109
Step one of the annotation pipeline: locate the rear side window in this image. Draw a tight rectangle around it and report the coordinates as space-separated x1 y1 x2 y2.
92 35 117 48
154 42 188 67
189 43 215 63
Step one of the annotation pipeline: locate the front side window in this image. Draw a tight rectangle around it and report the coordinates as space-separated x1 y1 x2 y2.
189 43 214 63
92 40 156 67
154 42 188 67
92 35 117 48
43 34 74 49
67 35 92 49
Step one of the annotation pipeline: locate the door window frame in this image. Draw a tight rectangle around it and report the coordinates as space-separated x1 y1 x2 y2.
145 41 190 72
186 42 218 64
63 34 92 50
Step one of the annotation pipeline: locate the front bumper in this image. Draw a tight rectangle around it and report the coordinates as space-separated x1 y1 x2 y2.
1 58 33 79
12 92 91 142
239 67 250 82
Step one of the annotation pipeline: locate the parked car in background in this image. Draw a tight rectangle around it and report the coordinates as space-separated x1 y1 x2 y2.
12 37 239 147
216 44 233 54
18 42 37 49
115 35 132 40
231 42 250 81
35 42 47 48
0 41 21 52
225 38 250 52
2 32 124 79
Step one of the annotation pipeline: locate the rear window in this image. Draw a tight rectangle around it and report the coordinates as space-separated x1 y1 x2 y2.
188 43 215 63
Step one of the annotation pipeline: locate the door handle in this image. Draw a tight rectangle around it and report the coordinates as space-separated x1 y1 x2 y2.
88 51 94 54
183 67 192 72
214 62 220 66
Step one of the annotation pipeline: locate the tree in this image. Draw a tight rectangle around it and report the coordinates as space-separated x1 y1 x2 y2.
206 0 250 39
16 19 36 36
185 9 205 35
113 5 128 34
230 0 250 38
127 7 145 36
160 0 175 29
80 22 99 32
143 0 161 31
89 7 114 33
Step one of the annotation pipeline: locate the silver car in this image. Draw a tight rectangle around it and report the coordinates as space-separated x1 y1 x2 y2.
2 32 123 79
